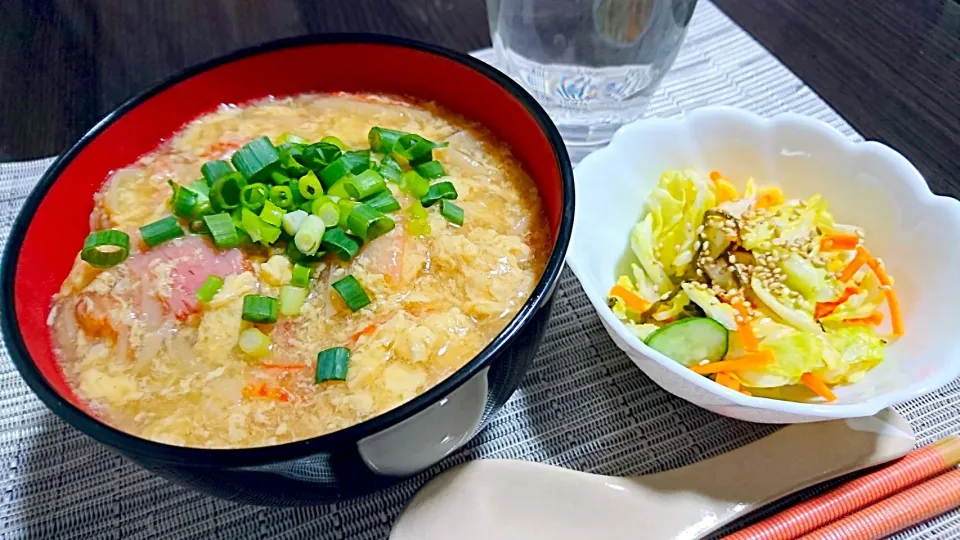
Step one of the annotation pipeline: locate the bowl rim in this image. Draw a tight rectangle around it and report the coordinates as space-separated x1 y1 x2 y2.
568 106 960 419
0 33 575 466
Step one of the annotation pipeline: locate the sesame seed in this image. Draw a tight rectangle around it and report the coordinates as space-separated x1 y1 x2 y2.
728 254 737 264
698 359 710 366
660 292 672 301
773 268 782 275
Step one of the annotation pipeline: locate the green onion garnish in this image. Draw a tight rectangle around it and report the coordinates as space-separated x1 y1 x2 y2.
291 264 312 288
344 169 386 199
420 181 459 207
298 142 341 172
362 190 401 213
286 240 325 265
320 228 362 261
140 216 185 248
378 163 402 184
347 204 395 241
279 285 309 316
332 275 371 312
407 201 431 236
80 230 130 268
414 160 445 179
200 160 234 184
241 294 279 324
211 172 247 210
238 327 272 356
203 212 240 248
440 200 465 226
188 178 211 198
195 275 224 302
260 200 285 227
240 183 267 212
368 127 408 153
316 347 350 382
276 132 307 146
259 223 282 246
281 209 309 236
311 197 341 227
320 135 347 151
269 185 295 209
279 146 309 177
298 171 324 200
294 214 326 255
326 178 351 199
337 200 361 228
319 151 370 188
240 208 264 242
270 170 293 185
401 170 430 198
392 134 448 165
169 181 199 219
231 136 280 182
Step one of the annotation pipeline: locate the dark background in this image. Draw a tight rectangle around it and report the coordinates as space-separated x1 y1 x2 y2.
1 0 958 191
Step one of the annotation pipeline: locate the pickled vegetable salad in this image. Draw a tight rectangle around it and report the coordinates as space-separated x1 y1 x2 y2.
608 170 903 402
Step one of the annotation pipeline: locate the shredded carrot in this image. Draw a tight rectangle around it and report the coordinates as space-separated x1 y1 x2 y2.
714 372 741 392
801 372 837 402
609 284 651 313
846 311 884 326
863 253 904 337
708 171 739 203
709 170 724 182
754 186 785 210
839 247 869 282
815 285 861 319
350 323 381 343
740 389 753 397
691 350 774 375
730 301 759 352
242 382 292 402
261 364 309 371
820 233 861 252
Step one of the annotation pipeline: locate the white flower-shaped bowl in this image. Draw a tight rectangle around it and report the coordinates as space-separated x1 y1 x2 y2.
567 107 960 423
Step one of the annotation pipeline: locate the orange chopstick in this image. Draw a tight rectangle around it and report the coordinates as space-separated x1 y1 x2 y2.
723 435 960 540
799 468 960 540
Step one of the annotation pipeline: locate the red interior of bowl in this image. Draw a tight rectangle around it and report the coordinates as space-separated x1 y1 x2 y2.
13 41 566 406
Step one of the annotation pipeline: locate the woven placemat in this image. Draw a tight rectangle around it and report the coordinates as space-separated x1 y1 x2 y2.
2 2 958 538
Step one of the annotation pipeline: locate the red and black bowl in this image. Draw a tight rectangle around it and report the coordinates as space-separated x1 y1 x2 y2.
0 35 574 505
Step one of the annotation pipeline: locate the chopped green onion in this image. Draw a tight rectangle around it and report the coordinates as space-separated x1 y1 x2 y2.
195 275 224 302
401 170 430 198
321 228 362 261
378 163 403 184
347 204 395 241
440 200 465 226
270 170 293 185
238 327 272 357
320 135 347 151
80 230 130 268
362 189 401 213
392 134 448 165
320 151 370 188
279 146 309 177
210 172 247 210
368 127 409 153
241 295 279 324
327 178 351 199
260 200 285 227
420 181 459 207
337 199 361 228
297 142 341 171
407 201 431 236
269 185 295 209
140 216 184 248
414 160 445 179
289 178 306 206
291 264 312 288
203 213 240 248
279 285 309 316
316 347 350 382
231 136 280 182
281 209 309 236
189 178 211 198
240 183 268 212
298 171 324 200
286 240 325 265
240 208 264 242
294 214 326 255
344 169 386 199
276 132 307 146
311 196 341 227
201 160 235 184
332 275 371 312
169 181 199 219
259 223 282 245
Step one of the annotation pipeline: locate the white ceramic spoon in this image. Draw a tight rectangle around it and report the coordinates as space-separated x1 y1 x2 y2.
391 408 915 540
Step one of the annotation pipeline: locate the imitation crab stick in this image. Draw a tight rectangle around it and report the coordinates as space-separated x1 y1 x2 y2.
801 372 838 402
691 350 774 375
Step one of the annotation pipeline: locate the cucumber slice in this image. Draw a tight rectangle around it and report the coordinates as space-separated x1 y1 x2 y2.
644 317 729 367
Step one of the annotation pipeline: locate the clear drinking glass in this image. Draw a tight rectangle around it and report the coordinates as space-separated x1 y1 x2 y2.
488 0 697 156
